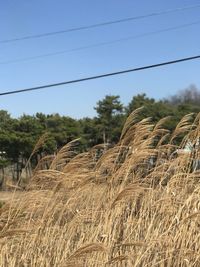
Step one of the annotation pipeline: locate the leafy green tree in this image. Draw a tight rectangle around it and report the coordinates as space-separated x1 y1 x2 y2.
126 93 177 131
46 114 81 148
79 117 100 148
94 95 124 144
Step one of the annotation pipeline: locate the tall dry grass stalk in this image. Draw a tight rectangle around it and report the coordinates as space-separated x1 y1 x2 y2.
1 109 200 266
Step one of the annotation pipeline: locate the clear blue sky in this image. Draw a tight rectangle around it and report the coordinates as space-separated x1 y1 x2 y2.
1 0 200 118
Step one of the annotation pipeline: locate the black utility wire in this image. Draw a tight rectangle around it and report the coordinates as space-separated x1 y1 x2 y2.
1 3 200 44
1 20 200 65
0 55 200 96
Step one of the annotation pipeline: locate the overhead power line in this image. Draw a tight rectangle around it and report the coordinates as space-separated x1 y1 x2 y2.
1 20 200 65
1 3 200 44
0 55 200 96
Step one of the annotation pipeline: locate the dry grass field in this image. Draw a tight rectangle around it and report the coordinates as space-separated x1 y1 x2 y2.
0 108 200 266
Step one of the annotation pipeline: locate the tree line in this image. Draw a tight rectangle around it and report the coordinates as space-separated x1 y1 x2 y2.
0 85 200 182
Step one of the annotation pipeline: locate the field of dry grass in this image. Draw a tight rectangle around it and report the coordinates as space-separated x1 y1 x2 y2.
0 108 200 266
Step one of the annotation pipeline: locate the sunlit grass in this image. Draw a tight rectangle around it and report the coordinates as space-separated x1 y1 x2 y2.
0 108 200 266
